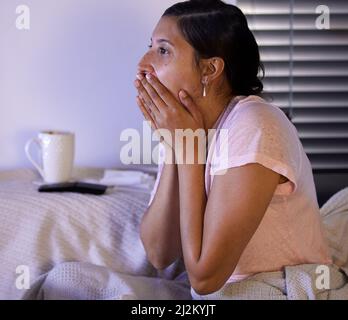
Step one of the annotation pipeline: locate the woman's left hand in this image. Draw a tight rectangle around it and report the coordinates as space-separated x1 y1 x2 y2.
134 73 206 149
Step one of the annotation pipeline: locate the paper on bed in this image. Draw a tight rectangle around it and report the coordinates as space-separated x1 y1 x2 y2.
81 169 155 190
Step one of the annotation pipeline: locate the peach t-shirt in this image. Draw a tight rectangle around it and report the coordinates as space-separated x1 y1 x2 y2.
148 95 332 283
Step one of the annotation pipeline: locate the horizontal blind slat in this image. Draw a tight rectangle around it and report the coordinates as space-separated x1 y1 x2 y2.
264 61 348 77
260 46 348 62
254 30 348 46
240 0 348 15
246 14 348 31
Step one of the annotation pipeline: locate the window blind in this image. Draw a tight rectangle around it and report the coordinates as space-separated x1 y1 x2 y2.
236 0 348 171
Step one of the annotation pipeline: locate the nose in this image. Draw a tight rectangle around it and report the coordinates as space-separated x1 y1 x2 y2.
137 52 154 75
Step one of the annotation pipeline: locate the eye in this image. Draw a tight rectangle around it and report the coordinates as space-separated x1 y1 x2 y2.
158 47 169 55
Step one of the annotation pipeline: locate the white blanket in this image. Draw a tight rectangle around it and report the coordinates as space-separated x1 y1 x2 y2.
1 169 348 300
22 186 348 300
22 262 191 300
320 187 348 269
0 168 187 300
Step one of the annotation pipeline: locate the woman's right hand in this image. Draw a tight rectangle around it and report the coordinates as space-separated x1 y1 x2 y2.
136 93 174 156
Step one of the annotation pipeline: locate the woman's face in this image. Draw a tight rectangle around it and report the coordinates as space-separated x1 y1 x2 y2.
137 16 202 100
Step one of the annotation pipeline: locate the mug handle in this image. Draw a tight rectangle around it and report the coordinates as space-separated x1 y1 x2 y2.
25 138 45 180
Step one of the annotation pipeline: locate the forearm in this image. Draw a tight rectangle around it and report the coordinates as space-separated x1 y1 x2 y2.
140 161 181 269
178 163 206 261
177 146 207 277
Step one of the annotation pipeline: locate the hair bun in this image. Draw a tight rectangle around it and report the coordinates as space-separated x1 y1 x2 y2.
189 0 226 8
190 0 222 3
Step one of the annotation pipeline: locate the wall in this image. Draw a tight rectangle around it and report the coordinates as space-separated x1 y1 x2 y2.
0 0 179 170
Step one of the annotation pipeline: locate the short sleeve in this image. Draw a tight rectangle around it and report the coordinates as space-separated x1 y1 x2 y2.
148 142 166 206
210 102 302 196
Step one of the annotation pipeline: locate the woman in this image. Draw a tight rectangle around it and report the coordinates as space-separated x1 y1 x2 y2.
134 0 332 297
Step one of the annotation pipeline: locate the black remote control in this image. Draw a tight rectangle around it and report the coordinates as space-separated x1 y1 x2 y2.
38 182 108 195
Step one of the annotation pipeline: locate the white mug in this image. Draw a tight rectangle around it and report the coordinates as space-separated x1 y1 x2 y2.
25 130 75 183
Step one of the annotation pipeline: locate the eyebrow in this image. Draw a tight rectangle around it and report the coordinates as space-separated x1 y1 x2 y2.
151 38 175 47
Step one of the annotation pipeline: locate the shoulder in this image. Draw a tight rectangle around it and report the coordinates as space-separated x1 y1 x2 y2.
209 96 302 195
221 95 297 137
226 95 287 123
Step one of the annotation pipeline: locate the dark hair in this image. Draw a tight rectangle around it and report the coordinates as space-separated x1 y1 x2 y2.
163 0 264 96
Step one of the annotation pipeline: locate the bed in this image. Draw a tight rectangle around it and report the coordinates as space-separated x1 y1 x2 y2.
0 167 347 300
0 167 190 300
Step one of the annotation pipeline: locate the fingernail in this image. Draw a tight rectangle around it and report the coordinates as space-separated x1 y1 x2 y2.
146 73 152 80
179 90 187 98
136 74 143 80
